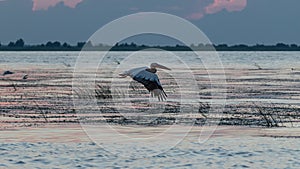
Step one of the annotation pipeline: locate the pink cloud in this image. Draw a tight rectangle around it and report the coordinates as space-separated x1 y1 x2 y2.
30 0 246 21
187 0 247 20
186 12 204 20
32 0 83 11
205 0 247 14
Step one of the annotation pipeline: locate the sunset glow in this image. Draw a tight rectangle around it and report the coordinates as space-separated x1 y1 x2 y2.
186 0 247 20
30 0 247 20
32 0 83 11
186 12 204 20
205 0 247 14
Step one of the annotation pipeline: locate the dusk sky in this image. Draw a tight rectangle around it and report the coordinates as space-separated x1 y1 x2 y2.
0 0 299 45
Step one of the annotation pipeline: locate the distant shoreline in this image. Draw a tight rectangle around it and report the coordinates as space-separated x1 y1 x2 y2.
1 46 300 51
1 49 300 52
1 39 300 51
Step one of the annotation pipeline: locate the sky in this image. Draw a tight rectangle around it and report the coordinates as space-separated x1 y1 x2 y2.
0 0 300 45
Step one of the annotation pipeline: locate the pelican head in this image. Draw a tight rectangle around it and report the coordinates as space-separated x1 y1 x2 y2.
150 63 171 70
119 71 129 78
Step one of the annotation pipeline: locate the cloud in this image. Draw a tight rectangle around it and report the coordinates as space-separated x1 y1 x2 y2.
186 12 204 20
205 0 247 14
30 0 247 21
187 0 247 20
32 0 83 11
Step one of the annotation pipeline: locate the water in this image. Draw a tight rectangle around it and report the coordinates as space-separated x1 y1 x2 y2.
0 136 299 168
1 51 300 69
0 51 300 168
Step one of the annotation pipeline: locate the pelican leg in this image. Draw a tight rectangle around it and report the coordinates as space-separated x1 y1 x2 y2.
151 89 167 101
163 91 167 98
161 93 166 100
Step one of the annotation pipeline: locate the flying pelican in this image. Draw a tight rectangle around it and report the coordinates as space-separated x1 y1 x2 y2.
2 70 14 76
22 74 28 80
119 63 171 101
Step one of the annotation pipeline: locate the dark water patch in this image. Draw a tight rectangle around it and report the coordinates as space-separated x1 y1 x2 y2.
31 158 51 165
0 164 8 167
15 161 26 164
232 164 250 168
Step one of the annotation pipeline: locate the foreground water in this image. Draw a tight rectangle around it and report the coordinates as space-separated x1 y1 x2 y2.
0 134 299 168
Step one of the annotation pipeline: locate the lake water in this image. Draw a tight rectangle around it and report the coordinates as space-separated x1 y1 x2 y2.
0 127 299 168
1 51 299 125
0 51 299 168
1 51 300 69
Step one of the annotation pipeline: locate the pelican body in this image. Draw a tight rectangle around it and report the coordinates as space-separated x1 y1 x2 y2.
119 63 171 101
2 70 14 76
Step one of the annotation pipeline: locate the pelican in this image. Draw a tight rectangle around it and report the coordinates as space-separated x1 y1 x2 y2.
22 74 28 80
3 70 14 76
119 63 171 101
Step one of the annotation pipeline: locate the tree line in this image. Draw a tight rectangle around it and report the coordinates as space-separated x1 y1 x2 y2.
1 38 300 51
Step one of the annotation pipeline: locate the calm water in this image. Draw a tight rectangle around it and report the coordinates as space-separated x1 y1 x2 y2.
1 51 300 69
0 51 299 168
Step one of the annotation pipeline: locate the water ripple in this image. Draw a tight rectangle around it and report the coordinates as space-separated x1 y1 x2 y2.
0 136 299 168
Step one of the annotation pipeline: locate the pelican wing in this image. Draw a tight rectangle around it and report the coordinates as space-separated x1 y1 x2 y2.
125 67 148 77
132 69 167 101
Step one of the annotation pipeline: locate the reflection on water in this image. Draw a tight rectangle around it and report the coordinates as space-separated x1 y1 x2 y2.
0 51 299 128
0 51 300 168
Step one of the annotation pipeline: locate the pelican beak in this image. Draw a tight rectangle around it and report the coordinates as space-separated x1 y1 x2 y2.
119 71 128 78
156 64 171 70
119 73 126 77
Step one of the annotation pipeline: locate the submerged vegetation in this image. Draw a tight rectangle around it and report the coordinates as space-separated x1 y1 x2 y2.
2 66 298 129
